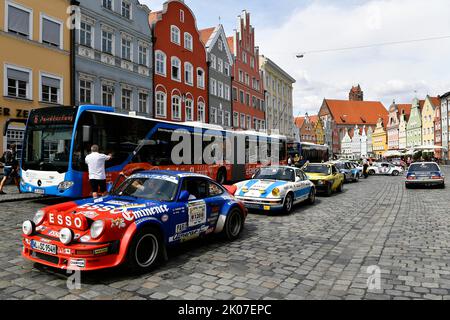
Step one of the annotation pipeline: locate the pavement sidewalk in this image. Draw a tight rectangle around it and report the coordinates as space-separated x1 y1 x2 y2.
0 185 44 203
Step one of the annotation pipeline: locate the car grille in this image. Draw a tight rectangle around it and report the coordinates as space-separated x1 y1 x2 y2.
31 251 59 265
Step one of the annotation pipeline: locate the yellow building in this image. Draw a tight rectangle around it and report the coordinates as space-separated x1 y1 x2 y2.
421 96 440 146
0 0 72 153
313 116 325 145
372 116 388 157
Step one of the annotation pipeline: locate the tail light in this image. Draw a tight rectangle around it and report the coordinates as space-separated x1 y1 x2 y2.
407 174 416 180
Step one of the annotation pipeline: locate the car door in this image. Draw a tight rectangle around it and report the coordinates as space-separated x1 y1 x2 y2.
294 169 311 201
331 165 341 189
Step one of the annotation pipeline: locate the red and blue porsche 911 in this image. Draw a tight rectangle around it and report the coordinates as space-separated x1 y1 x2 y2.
21 171 247 272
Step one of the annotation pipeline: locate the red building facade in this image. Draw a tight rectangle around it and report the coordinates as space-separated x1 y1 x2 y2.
149 0 208 123
228 11 265 131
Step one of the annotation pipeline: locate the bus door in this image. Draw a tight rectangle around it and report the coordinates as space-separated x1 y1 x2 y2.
231 134 245 182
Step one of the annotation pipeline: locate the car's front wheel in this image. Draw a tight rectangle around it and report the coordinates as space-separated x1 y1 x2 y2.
223 209 244 241
283 193 294 213
369 170 376 175
338 182 344 193
126 227 163 273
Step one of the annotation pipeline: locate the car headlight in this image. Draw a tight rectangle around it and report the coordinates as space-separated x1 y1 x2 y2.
318 180 326 185
59 228 74 245
242 187 249 193
33 210 46 226
22 220 35 236
58 181 74 192
90 220 105 239
272 188 280 196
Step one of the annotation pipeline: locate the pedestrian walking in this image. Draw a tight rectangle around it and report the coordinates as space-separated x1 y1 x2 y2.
85 145 112 198
362 157 369 179
0 144 20 194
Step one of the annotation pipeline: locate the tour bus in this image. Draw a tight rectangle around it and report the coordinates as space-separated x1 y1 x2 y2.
287 141 329 164
20 105 287 198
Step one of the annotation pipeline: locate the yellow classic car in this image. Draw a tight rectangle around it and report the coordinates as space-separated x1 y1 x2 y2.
303 163 345 196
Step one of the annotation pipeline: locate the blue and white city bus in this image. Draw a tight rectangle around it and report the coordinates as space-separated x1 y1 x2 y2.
20 105 288 198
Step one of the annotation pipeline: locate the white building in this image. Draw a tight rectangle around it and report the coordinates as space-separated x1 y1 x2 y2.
341 129 353 159
361 126 368 158
351 125 361 159
441 92 450 160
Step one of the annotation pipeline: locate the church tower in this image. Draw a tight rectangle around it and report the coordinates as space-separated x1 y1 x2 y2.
349 85 364 101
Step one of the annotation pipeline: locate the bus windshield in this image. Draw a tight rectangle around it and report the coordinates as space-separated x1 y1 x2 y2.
22 108 76 173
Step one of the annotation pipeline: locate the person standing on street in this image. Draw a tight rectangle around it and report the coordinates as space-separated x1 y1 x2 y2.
0 144 19 194
85 145 112 198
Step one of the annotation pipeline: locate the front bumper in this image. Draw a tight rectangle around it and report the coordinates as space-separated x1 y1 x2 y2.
310 181 330 192
22 234 121 271
235 196 284 211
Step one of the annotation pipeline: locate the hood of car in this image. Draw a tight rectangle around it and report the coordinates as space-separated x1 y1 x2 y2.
236 179 289 197
305 173 332 180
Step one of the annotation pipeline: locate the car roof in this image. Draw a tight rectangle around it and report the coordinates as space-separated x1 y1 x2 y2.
135 171 210 179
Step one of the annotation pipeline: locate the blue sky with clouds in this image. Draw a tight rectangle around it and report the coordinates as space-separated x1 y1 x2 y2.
142 0 450 117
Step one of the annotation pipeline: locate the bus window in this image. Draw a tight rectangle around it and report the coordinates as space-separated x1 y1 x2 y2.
133 128 173 166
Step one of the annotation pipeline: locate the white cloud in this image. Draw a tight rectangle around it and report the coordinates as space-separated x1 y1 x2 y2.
256 0 450 116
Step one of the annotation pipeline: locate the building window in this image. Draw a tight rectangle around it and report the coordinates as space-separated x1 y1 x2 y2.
41 75 61 104
240 114 246 129
218 58 223 73
172 95 181 120
155 50 166 76
225 111 230 127
198 102 205 122
102 0 113 10
210 79 217 96
180 10 185 22
6 66 30 99
246 93 250 106
247 116 251 129
250 57 255 69
184 62 193 85
102 30 114 55
171 25 180 45
197 68 205 89
239 90 244 103
184 33 193 51
242 51 247 63
121 1 131 19
6 2 32 39
211 108 217 124
41 16 62 48
218 109 223 125
121 88 132 110
218 39 223 51
102 83 114 107
79 79 92 104
171 57 181 81
80 20 93 47
224 63 230 76
138 44 149 66
233 112 239 127
211 54 216 69
217 82 223 98
224 85 230 101
155 91 167 118
232 87 238 101
121 36 132 61
185 99 193 121
239 70 244 82
138 92 148 113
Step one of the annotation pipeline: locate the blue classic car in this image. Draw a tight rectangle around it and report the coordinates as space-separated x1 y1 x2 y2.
406 162 445 189
332 161 360 183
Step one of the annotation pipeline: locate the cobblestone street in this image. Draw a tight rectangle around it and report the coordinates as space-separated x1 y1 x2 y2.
1 168 450 300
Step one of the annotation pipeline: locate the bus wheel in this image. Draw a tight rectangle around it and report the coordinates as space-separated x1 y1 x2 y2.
217 168 227 185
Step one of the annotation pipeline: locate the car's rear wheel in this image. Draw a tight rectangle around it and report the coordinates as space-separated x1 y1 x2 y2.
369 170 376 175
392 171 399 176
126 227 163 273
223 209 244 241
307 188 316 205
283 193 294 213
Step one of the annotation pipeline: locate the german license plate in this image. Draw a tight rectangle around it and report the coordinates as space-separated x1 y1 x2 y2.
31 240 57 255
34 189 45 195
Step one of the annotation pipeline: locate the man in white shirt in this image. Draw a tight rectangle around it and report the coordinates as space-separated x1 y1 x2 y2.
85 145 112 198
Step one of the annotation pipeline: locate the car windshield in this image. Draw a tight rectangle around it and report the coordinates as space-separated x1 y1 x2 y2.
303 165 331 175
113 176 179 201
254 167 295 182
409 163 440 172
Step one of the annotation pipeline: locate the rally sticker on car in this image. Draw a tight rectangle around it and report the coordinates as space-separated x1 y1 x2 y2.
188 201 207 227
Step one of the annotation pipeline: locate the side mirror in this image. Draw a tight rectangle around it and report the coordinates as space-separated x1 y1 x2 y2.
82 125 91 142
179 190 190 202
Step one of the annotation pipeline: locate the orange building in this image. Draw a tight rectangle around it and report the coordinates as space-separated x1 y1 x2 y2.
228 10 265 131
149 0 208 122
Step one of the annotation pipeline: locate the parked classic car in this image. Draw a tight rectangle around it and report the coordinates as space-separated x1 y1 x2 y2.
405 162 445 188
332 161 360 183
234 166 316 214
21 172 247 272
303 163 345 196
368 162 404 176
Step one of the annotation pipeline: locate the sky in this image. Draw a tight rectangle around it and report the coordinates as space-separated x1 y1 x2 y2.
141 0 450 117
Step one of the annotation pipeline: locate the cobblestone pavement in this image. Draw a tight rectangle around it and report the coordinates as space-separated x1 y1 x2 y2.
1 168 450 300
0 185 43 203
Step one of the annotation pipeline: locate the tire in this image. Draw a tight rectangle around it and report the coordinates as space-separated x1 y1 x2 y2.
369 170 375 175
216 168 227 185
354 175 359 183
125 227 163 273
405 184 411 189
441 183 446 189
325 184 332 197
307 188 316 205
223 209 244 241
338 182 344 193
392 171 399 176
283 193 294 213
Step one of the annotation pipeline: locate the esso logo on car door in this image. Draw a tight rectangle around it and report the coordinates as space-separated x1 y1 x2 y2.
48 213 88 231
